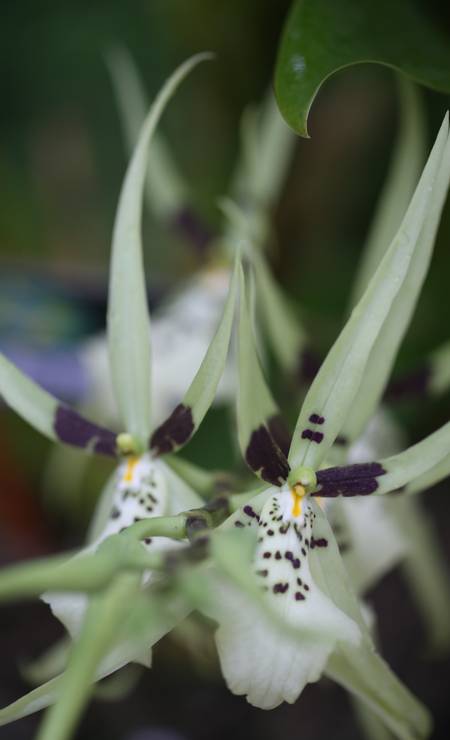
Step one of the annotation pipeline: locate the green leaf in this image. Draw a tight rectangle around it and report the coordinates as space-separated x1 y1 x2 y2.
107 53 211 444
376 420 450 495
350 79 426 307
275 0 450 136
0 351 57 441
106 46 188 219
341 97 450 442
288 115 449 471
236 266 291 485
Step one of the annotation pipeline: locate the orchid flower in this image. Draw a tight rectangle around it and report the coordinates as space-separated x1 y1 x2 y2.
202 110 450 737
0 54 244 739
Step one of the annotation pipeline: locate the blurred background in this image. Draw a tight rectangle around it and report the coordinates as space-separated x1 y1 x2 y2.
1 1 450 738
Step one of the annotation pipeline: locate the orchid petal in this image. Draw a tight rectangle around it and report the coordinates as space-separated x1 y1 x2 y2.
106 46 187 219
350 79 426 306
289 114 449 470
0 350 117 457
342 112 450 442
0 351 57 441
212 492 359 709
236 266 291 485
308 501 431 739
376 420 450 495
107 53 211 443
392 496 450 652
150 258 239 455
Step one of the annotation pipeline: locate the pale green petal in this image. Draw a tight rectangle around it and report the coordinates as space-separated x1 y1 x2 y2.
236 266 290 485
428 339 450 396
180 258 239 434
0 583 189 726
86 469 119 544
327 648 432 740
231 91 296 210
160 459 204 511
350 79 426 306
308 503 431 739
351 698 396 740
107 53 211 443
342 110 450 442
164 454 223 498
377 421 450 495
392 496 450 653
252 250 306 372
106 45 187 218
0 351 57 440
289 115 449 470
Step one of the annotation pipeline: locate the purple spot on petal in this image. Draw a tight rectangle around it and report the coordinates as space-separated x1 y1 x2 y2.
54 405 117 457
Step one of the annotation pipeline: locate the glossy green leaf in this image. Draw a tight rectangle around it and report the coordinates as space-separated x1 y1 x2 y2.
106 46 187 218
0 352 57 441
275 0 450 136
342 106 450 442
350 79 426 307
377 420 450 495
288 115 449 471
107 53 211 444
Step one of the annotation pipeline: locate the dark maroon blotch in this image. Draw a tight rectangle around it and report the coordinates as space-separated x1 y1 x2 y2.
267 414 292 458
315 462 386 498
245 424 290 486
309 413 324 425
54 405 117 457
150 403 194 455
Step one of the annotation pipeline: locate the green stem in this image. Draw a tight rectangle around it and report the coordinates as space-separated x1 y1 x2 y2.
36 572 140 740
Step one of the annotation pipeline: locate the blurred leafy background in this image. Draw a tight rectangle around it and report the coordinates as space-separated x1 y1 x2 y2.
0 1 450 738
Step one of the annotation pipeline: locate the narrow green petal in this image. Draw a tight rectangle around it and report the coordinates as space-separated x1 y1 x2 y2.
393 496 450 653
252 250 306 372
288 114 449 470
0 351 57 441
107 53 211 443
327 648 432 740
232 92 296 211
150 258 239 455
106 45 187 218
377 420 450 495
36 574 140 740
428 339 450 396
236 266 291 485
350 79 426 306
342 109 450 442
308 502 431 739
351 698 396 740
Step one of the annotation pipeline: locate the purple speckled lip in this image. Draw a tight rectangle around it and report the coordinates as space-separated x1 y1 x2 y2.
0 342 89 403
54 405 117 457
